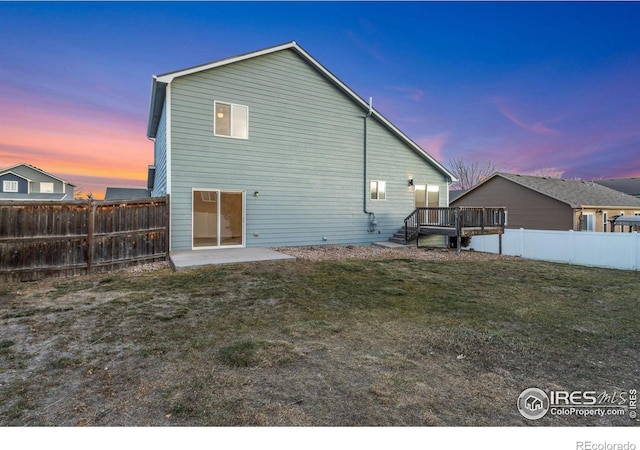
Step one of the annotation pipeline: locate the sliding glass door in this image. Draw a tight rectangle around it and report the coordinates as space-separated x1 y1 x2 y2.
193 190 244 248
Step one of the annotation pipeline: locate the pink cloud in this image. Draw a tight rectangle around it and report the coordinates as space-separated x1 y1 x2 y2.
0 99 151 198
491 98 561 136
416 132 449 162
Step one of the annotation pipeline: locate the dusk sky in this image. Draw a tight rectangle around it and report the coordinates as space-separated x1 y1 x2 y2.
1 1 639 198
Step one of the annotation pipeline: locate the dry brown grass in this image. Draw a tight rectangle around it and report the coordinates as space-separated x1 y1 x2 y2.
0 248 638 426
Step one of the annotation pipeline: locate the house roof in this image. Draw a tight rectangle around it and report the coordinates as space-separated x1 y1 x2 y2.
146 41 456 182
592 177 640 197
0 193 69 201
0 163 76 187
449 189 468 202
455 172 640 209
104 187 152 200
0 170 32 182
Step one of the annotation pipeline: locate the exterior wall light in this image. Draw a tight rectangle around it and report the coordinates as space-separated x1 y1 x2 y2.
408 179 414 186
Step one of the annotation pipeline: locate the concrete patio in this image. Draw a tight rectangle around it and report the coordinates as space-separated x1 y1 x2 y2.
169 247 296 271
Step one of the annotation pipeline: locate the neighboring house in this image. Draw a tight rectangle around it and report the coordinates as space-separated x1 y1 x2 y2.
0 163 75 200
146 41 455 251
593 177 640 199
451 172 640 232
449 189 467 202
104 188 151 200
104 165 155 200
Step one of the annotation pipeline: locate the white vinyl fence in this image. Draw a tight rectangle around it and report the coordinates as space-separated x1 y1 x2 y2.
468 229 640 271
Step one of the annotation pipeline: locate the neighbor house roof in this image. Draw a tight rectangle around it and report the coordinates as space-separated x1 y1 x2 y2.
449 189 468 202
0 163 76 187
456 172 640 209
0 193 69 201
104 187 151 200
592 177 640 198
0 170 32 182
146 41 456 182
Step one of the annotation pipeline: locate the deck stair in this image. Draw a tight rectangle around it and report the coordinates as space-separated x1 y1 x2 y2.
388 226 415 244
393 207 506 254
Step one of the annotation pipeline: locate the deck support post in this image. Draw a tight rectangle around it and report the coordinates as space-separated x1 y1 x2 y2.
455 207 462 256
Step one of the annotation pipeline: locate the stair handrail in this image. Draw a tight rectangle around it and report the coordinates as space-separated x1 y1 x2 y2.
404 208 421 244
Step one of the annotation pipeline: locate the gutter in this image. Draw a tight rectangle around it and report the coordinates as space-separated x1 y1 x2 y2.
363 97 377 231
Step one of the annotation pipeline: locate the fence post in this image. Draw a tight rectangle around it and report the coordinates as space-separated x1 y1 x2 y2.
165 194 171 256
455 207 462 256
87 199 95 273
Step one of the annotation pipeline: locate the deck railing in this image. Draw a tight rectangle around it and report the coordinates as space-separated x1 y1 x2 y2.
457 207 506 229
404 207 506 244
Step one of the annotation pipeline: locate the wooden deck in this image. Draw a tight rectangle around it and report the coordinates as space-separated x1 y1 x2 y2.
417 225 505 237
404 207 506 254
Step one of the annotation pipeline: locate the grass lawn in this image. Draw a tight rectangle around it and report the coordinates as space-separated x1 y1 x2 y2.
0 255 638 426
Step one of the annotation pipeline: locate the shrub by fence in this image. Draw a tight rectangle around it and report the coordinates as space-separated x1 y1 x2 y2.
0 196 169 282
468 228 640 271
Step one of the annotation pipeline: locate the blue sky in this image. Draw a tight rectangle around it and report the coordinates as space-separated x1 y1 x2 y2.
1 1 639 196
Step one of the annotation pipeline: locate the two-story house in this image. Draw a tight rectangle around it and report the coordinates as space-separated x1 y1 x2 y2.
146 42 456 251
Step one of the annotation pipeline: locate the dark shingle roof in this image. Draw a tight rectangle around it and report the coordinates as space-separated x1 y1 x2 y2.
0 193 69 201
592 177 640 198
494 173 640 208
104 188 151 200
449 190 468 202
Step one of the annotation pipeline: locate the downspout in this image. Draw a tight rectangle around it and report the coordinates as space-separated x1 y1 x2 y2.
363 97 377 231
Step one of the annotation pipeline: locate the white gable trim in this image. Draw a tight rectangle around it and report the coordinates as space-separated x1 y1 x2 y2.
155 42 298 83
0 170 32 182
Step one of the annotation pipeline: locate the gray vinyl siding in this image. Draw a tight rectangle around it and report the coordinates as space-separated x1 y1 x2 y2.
22 168 64 193
151 101 168 197
167 49 447 250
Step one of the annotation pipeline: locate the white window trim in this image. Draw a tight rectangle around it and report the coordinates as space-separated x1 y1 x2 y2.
581 212 595 231
214 101 249 139
3 180 18 193
40 182 54 193
370 180 386 201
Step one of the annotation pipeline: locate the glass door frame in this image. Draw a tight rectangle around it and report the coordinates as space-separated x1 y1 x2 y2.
192 188 245 250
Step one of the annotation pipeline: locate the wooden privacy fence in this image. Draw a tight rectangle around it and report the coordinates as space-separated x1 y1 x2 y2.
0 196 169 282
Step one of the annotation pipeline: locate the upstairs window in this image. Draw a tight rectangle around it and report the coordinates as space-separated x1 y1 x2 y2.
40 182 54 193
214 101 248 139
3 180 18 192
370 180 386 200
